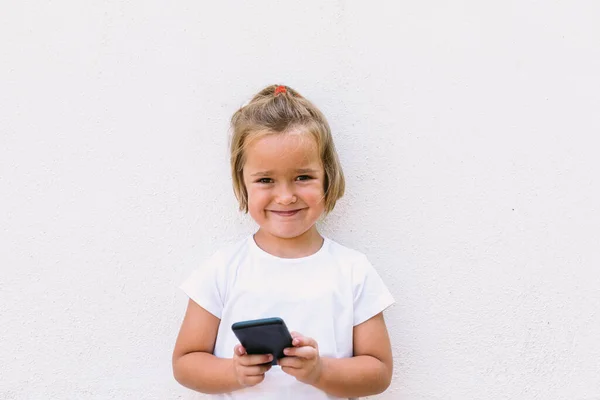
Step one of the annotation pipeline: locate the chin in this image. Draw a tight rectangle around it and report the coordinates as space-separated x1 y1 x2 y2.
265 226 312 240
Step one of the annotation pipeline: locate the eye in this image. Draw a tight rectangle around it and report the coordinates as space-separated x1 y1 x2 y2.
256 178 273 184
295 175 313 181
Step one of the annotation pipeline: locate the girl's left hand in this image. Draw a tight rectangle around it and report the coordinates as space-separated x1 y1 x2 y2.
278 331 323 385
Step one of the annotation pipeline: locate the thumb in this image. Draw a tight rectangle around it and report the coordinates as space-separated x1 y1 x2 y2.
290 331 303 339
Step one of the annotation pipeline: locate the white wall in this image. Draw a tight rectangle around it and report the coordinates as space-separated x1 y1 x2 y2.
2 1 599 399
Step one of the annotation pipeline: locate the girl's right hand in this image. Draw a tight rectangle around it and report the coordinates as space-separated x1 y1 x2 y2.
232 344 273 387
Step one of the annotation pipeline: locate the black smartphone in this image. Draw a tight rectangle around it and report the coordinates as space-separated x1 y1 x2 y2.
231 317 293 365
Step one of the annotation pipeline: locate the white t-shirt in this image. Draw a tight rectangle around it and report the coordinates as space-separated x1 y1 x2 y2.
179 235 395 400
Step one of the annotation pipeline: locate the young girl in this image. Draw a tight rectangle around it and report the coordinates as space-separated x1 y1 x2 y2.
172 85 395 399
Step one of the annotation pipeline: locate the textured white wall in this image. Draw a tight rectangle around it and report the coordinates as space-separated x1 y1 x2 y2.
2 1 599 399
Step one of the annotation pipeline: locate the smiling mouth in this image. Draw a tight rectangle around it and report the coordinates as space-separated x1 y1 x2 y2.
269 209 303 216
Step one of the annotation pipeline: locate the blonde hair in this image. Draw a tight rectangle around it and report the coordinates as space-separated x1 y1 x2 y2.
230 84 345 213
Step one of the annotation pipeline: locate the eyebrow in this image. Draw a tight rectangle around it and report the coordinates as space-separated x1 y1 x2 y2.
251 171 273 177
250 168 318 177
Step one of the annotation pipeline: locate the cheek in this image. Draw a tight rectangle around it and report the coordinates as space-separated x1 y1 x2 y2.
246 186 268 208
299 185 325 204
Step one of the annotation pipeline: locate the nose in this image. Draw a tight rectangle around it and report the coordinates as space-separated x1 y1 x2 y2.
275 183 297 205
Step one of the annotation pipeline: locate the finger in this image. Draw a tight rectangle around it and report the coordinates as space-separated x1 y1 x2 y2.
292 336 318 349
238 353 273 366
242 363 272 376
280 365 299 378
278 356 303 369
239 353 273 366
283 345 317 359
241 374 266 386
290 331 303 339
234 345 246 356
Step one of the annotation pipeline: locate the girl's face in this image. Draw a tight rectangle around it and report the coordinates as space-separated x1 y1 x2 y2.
242 131 325 244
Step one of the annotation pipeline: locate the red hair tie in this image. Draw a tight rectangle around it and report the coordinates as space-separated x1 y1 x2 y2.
274 85 287 95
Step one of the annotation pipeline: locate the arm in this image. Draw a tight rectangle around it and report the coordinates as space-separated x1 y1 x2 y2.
279 312 393 397
172 299 273 393
314 312 393 397
172 299 243 394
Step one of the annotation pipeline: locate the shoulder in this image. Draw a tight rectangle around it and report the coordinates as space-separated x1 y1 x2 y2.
326 240 395 325
325 237 371 267
201 235 252 271
324 238 383 288
179 236 252 318
206 235 251 262
180 235 251 298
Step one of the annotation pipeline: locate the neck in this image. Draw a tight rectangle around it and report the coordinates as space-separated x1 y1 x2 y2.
253 226 324 258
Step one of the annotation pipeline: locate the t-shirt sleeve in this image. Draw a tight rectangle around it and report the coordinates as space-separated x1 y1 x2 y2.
352 254 395 326
179 252 226 319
